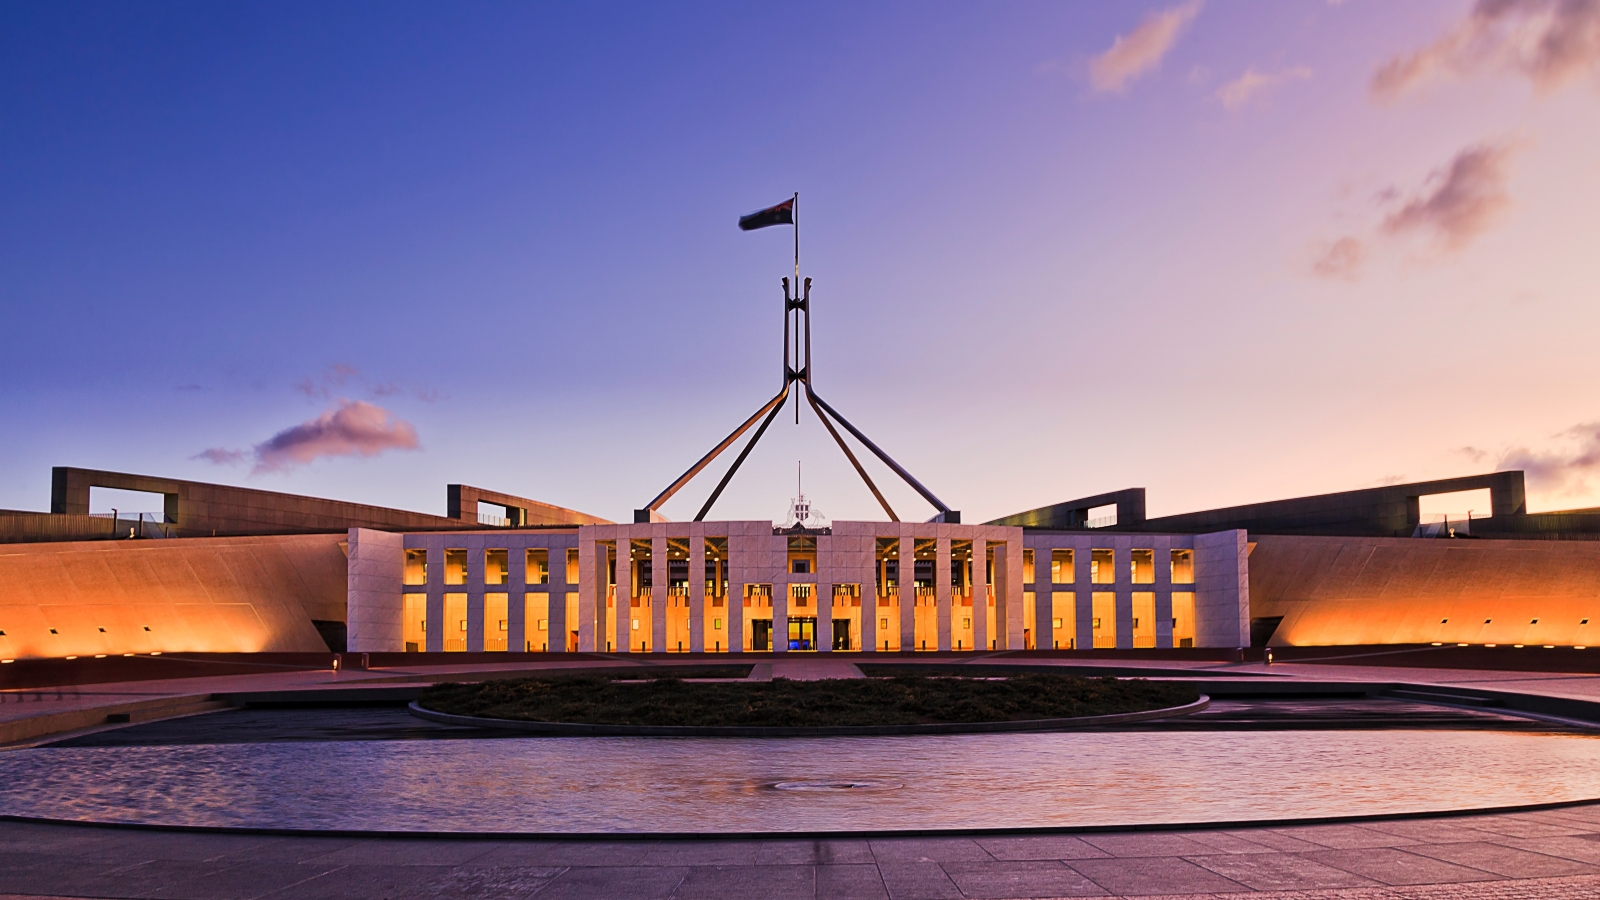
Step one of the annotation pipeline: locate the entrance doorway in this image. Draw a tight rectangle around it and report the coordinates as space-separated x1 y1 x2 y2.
788 617 818 651
752 619 772 651
832 619 853 650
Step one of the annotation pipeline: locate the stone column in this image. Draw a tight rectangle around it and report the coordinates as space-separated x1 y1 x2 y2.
466 537 485 653
1194 529 1251 649
936 536 952 652
615 538 633 654
861 528 878 654
346 528 404 653
425 542 444 653
1033 541 1052 650
550 541 570 653
1004 533 1025 650
508 539 528 653
1153 535 1174 649
899 527 916 652
689 525 706 653
651 533 667 653
1074 537 1094 651
578 537 597 652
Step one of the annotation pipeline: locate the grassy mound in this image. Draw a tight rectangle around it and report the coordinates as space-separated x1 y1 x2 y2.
418 673 1199 728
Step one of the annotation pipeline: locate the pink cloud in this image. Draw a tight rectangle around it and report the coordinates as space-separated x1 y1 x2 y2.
1311 236 1365 281
1373 0 1600 100
193 447 247 466
252 400 421 473
1215 66 1311 110
1499 419 1600 500
1381 143 1515 250
1089 1 1203 93
197 400 422 474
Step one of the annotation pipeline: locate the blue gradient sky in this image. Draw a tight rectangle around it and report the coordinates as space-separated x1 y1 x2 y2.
3 1 1599 524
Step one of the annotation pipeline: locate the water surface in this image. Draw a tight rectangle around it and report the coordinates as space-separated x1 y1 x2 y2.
3 730 1597 834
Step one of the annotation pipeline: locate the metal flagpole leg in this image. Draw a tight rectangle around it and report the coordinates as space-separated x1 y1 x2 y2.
695 383 792 522
805 383 897 521
642 385 791 518
807 389 953 517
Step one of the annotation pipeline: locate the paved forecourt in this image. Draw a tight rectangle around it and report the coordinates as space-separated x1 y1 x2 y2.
8 802 1600 899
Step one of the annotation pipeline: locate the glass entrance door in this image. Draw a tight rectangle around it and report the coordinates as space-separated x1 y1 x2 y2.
832 619 853 650
787 617 818 651
751 619 772 651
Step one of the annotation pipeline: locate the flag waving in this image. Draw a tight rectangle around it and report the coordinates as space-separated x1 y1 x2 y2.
738 197 795 231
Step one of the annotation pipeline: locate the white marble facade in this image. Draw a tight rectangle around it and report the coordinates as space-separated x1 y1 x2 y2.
346 523 1250 652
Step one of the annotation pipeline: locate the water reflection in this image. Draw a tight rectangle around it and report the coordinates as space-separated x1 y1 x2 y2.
2 730 1598 834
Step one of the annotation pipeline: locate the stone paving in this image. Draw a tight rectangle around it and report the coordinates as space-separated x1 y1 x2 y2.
7 802 1600 899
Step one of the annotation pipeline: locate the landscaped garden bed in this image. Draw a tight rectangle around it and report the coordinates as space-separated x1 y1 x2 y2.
417 672 1199 728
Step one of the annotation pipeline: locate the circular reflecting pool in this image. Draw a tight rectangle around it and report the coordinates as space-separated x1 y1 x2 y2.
3 730 1598 834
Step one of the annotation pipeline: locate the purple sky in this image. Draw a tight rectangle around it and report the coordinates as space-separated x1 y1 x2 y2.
3 1 1599 524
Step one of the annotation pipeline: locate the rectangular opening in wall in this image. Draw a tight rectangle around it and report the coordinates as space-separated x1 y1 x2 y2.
1132 592 1156 648
1052 592 1075 649
404 550 428 586
1091 548 1114 584
1051 549 1074 585
1092 592 1116 647
1130 549 1155 584
485 593 508 651
566 592 579 652
88 487 168 517
1172 592 1195 648
787 535 816 577
1419 488 1493 534
1170 549 1194 584
443 593 467 651
951 540 973 607
567 548 580 585
1022 548 1035 585
526 548 549 585
403 593 426 651
525 592 549 652
1085 504 1117 528
444 549 467 585
476 500 512 527
706 537 728 609
484 549 508 586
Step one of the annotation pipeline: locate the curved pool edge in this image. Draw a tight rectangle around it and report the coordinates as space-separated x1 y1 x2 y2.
6 792 1599 842
405 694 1211 736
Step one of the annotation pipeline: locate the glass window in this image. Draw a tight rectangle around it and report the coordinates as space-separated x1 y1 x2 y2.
1172 592 1196 648
485 549 508 586
567 548 580 585
1051 549 1074 584
526 548 550 584
1131 549 1155 584
1051 592 1075 650
403 550 428 586
1022 548 1035 584
1091 549 1115 584
1092 592 1116 647
443 593 467 651
1171 549 1194 584
1132 592 1156 648
484 593 508 651
402 593 426 652
444 549 467 585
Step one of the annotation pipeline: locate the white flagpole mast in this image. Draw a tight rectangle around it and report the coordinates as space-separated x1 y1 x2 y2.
793 191 800 424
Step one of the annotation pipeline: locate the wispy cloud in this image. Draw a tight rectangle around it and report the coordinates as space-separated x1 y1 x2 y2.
196 400 422 474
1215 66 1311 109
1495 419 1600 501
1311 236 1365 280
1309 141 1516 280
1089 1 1203 93
296 363 439 404
1373 0 1600 101
1380 142 1515 251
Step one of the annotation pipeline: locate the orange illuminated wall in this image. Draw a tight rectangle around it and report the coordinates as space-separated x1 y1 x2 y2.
1249 534 1600 647
0 534 345 660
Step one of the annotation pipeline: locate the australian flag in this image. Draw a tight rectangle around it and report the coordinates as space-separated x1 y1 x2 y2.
738 198 795 231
